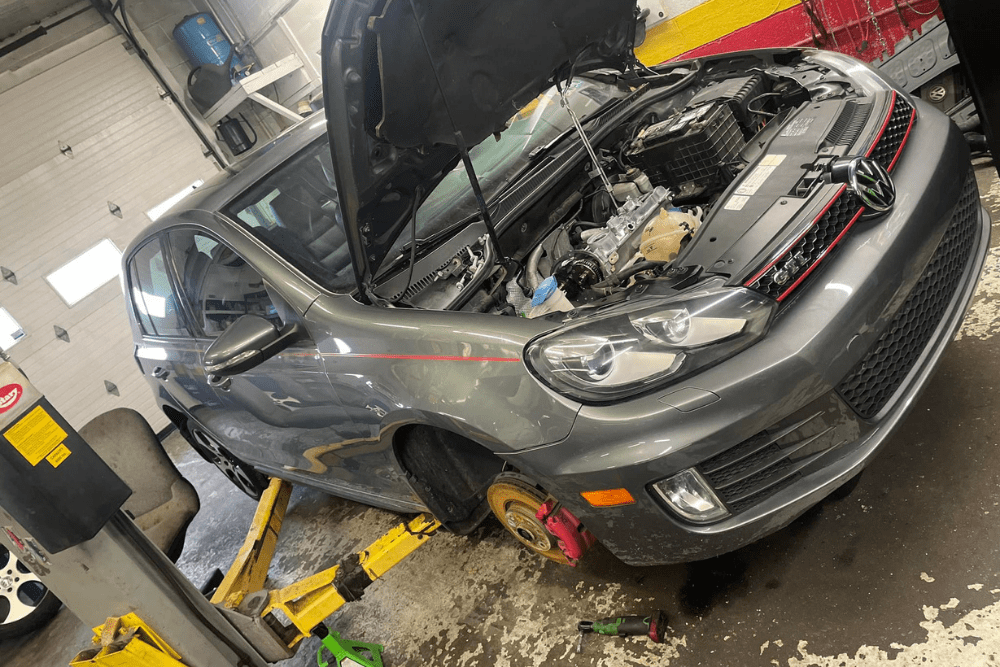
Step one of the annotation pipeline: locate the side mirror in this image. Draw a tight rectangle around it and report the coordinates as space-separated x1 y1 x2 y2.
203 315 307 377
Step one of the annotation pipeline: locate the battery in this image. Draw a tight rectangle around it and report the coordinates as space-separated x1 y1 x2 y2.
626 101 745 192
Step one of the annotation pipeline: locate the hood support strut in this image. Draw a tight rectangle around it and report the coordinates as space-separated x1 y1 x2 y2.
404 0 509 270
557 77 619 214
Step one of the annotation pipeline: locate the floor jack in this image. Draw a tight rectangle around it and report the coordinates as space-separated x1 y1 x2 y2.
0 357 439 667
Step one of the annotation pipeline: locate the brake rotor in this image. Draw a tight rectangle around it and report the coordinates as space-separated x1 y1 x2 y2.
487 475 570 565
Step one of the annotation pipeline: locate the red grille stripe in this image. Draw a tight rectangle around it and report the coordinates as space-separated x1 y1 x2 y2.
886 110 917 172
866 90 898 158
776 206 867 302
744 185 849 287
745 90 910 299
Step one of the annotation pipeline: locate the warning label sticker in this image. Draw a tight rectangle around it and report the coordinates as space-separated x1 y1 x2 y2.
734 154 787 196
46 443 71 468
725 195 750 211
4 406 68 466
781 117 815 137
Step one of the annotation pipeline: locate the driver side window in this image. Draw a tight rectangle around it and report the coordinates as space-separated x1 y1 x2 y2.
166 230 283 338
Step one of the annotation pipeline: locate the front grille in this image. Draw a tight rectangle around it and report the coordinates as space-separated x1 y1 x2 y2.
745 93 916 302
869 95 915 170
750 191 863 300
837 169 981 419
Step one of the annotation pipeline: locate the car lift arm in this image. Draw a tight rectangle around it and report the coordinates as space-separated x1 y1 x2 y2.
216 478 440 652
74 479 440 666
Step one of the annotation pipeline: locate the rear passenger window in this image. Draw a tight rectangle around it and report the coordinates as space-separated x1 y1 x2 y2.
166 230 282 337
128 240 189 338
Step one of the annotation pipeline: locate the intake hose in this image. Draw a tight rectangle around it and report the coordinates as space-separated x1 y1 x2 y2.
591 261 661 290
526 244 546 291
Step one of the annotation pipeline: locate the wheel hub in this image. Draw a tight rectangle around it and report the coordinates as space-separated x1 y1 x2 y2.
505 507 553 552
486 477 570 565
0 575 11 591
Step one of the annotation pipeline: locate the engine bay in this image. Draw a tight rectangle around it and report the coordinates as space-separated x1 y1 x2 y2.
374 54 869 317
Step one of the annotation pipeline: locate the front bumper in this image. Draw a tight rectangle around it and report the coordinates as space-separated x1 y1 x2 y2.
509 102 991 566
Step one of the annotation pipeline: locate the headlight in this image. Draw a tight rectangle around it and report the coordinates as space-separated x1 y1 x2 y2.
525 279 776 402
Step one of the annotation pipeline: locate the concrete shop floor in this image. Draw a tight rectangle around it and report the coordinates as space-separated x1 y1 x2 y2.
5 162 1000 667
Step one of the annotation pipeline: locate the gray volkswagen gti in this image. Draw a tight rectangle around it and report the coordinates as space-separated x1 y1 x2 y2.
124 0 990 566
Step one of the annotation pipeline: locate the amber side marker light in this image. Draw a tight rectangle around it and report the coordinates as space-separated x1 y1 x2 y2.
581 488 635 507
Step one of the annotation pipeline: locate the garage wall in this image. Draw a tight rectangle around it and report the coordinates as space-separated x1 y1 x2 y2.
0 19 221 431
207 0 323 107
120 0 216 101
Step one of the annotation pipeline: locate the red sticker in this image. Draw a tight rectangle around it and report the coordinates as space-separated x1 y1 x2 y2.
0 384 22 413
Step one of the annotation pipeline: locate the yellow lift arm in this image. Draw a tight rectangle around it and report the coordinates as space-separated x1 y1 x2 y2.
73 478 440 665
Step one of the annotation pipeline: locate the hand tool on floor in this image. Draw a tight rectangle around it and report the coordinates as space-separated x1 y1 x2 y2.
576 610 666 653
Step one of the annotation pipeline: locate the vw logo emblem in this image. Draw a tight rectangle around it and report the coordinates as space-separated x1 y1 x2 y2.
846 157 896 213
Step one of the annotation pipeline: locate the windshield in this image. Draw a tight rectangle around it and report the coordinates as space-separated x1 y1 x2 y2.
223 79 624 292
385 79 625 263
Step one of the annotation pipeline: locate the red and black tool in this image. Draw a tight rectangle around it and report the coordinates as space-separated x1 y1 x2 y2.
576 610 666 652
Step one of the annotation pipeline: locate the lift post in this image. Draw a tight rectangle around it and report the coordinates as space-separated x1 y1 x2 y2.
0 359 268 667
0 357 441 667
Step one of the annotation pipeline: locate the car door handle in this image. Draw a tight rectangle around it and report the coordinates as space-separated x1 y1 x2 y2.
206 374 232 391
152 366 169 380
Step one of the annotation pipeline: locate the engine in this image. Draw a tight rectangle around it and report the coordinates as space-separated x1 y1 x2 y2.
503 71 812 317
513 179 703 317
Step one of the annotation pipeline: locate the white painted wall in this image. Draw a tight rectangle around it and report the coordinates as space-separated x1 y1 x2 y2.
639 0 709 26
0 20 220 431
206 0 325 107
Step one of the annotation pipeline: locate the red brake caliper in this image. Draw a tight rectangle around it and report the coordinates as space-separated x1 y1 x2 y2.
536 499 596 566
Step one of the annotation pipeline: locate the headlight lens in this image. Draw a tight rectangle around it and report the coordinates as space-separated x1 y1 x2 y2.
526 279 775 402
652 469 729 523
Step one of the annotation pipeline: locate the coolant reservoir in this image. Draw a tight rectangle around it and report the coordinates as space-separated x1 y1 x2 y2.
527 276 574 318
640 208 701 263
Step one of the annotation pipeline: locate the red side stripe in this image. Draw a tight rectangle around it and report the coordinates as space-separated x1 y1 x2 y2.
350 353 521 362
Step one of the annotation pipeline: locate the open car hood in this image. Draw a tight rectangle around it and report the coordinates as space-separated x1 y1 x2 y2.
321 0 637 297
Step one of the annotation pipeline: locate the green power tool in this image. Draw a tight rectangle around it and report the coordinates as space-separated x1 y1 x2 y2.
576 610 666 653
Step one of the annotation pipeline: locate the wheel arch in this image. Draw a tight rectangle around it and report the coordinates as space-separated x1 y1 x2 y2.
392 423 508 534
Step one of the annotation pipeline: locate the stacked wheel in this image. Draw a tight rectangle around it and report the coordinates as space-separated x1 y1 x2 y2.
0 543 60 639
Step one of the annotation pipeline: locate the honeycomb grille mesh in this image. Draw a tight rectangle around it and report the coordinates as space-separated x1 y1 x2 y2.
746 95 915 301
837 170 981 419
750 191 862 300
869 96 915 170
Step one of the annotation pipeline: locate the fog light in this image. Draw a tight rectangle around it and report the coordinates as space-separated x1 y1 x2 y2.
653 469 729 523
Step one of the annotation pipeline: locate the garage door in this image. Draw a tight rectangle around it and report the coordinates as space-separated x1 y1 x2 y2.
0 26 221 431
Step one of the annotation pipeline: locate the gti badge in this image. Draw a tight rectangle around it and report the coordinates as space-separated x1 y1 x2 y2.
830 156 896 214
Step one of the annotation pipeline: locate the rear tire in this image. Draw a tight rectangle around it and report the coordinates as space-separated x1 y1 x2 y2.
486 474 570 565
0 544 61 640
182 424 269 500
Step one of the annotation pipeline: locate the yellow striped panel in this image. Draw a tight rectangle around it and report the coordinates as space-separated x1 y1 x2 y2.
636 0 800 65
